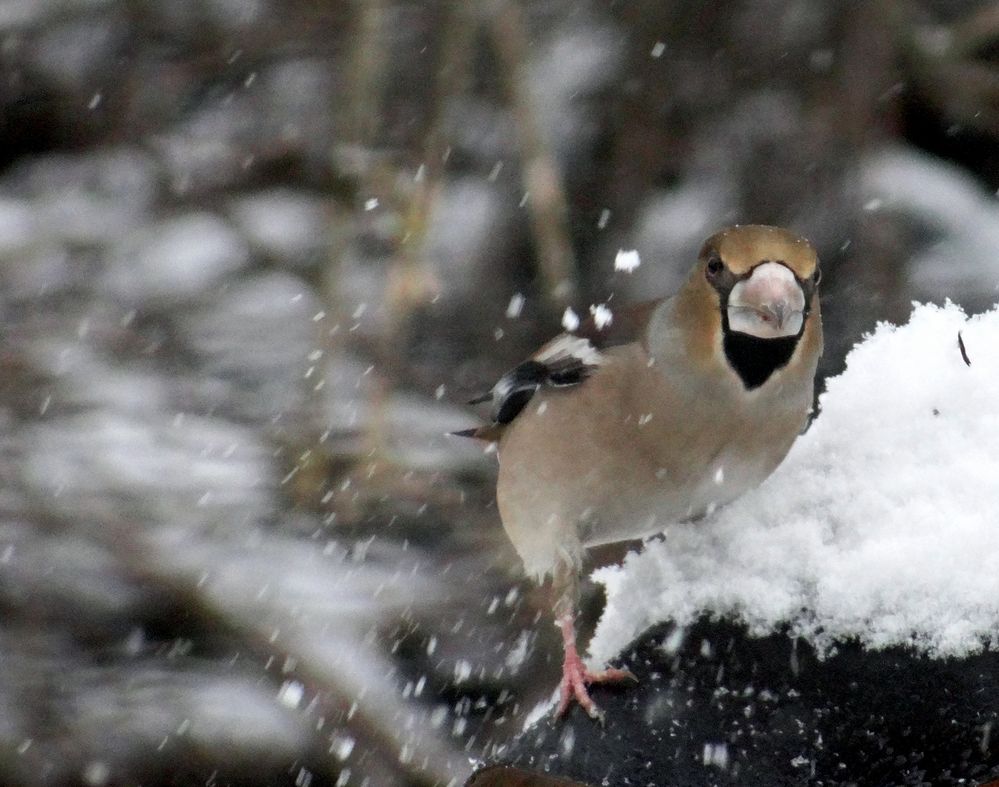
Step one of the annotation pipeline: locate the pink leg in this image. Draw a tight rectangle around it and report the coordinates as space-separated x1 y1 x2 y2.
554 614 636 720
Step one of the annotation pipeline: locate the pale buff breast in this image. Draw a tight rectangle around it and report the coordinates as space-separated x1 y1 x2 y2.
495 342 815 579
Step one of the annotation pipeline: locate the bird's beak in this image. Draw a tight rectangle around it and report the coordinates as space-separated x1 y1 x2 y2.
727 262 805 339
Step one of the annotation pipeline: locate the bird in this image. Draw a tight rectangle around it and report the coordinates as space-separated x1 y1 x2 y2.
455 224 823 719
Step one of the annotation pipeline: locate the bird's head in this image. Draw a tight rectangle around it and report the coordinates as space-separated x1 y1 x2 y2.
699 224 820 341
682 224 822 389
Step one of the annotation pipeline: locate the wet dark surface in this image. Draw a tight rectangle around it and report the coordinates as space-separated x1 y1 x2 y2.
477 618 999 786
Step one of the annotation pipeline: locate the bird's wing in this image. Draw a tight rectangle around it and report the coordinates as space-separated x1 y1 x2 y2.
454 300 663 441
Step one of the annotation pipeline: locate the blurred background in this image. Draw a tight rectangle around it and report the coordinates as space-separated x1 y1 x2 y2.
1 1 998 785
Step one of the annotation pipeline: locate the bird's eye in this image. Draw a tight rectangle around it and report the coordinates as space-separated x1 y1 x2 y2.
706 257 724 277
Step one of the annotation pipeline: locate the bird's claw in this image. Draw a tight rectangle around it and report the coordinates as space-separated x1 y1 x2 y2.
555 649 636 721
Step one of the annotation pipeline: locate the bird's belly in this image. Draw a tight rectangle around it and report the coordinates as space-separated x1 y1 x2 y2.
579 445 778 547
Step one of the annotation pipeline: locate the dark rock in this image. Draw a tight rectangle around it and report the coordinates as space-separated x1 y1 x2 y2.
472 616 999 786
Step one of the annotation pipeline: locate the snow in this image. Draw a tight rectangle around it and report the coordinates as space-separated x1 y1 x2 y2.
385 393 491 472
527 22 622 161
278 680 305 710
227 189 329 268
105 212 250 303
0 198 39 258
590 301 999 664
589 303 613 329
31 16 119 90
613 249 641 273
277 680 305 709
421 177 512 304
860 146 999 308
506 293 525 319
0 0 48 29
72 672 307 766
178 271 324 421
29 150 159 246
623 180 732 302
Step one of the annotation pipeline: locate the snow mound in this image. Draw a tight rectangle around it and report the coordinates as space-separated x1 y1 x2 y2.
590 302 999 663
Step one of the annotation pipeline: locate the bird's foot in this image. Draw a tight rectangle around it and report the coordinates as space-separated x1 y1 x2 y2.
554 615 637 720
555 651 635 720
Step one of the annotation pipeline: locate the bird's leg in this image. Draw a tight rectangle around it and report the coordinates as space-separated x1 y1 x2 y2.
552 559 636 720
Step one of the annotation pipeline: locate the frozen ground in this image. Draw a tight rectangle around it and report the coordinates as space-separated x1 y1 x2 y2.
592 301 999 664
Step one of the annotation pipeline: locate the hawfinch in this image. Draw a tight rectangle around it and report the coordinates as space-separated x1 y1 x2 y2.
457 225 823 719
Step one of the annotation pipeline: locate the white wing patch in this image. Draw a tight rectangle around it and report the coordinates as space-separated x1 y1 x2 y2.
535 334 603 367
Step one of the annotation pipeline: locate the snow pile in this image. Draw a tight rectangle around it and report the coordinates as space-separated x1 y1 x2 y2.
590 302 999 663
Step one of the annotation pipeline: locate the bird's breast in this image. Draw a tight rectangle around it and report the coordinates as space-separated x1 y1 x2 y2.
580 355 810 545
496 344 812 551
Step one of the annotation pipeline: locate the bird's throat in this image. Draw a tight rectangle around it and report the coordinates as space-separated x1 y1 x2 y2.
723 331 799 390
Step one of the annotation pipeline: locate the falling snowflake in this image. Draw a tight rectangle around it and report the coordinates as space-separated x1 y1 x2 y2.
589 303 613 329
614 249 641 273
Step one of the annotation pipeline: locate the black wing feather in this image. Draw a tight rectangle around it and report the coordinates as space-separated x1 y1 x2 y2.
467 353 597 428
456 301 660 440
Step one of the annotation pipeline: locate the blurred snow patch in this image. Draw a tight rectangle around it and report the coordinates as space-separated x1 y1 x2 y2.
22 148 160 246
23 410 274 529
386 393 491 473
0 524 151 625
529 21 622 160
623 180 732 300
205 0 267 28
106 212 249 303
31 16 120 89
179 272 323 419
424 177 510 304
861 146 999 308
28 338 169 415
230 189 329 267
0 198 40 258
72 671 306 764
0 0 46 29
139 523 460 782
592 302 999 662
0 246 74 297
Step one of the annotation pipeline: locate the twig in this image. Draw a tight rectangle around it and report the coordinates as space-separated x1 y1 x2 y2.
958 330 971 366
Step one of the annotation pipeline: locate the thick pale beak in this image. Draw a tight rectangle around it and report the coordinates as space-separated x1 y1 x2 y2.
727 262 805 339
